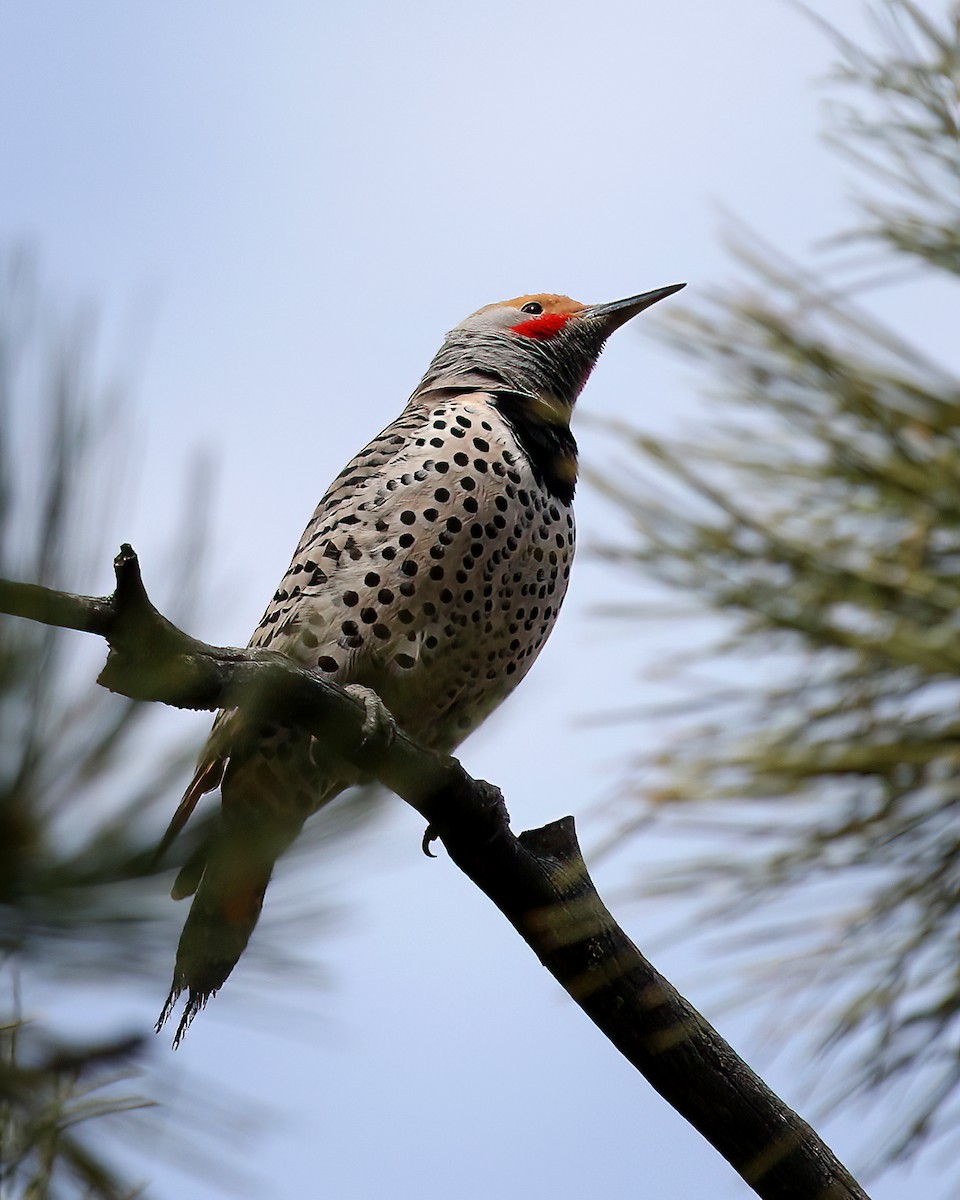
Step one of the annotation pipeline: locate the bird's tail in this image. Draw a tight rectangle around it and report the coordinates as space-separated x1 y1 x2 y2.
156 725 348 1045
156 807 304 1047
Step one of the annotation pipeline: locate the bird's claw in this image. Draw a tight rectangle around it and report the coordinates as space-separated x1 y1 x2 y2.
421 824 439 857
344 684 397 749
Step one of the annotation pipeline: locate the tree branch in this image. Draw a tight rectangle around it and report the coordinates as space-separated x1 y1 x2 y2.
0 544 870 1200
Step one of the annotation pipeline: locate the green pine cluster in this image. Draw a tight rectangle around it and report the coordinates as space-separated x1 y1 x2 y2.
594 0 960 1168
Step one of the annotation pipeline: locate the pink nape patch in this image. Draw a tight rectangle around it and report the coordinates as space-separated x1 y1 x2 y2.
509 313 572 340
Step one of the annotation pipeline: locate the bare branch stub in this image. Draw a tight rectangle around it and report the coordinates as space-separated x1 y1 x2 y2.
96 544 231 709
0 546 870 1200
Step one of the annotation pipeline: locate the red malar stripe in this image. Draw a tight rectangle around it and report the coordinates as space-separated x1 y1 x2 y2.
509 313 572 339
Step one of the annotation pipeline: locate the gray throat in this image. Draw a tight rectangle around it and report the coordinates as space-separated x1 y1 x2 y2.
413 324 608 407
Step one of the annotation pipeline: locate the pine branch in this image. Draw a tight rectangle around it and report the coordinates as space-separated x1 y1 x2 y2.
0 544 870 1200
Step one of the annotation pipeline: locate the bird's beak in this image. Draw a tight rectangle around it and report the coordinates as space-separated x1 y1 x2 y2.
581 283 686 333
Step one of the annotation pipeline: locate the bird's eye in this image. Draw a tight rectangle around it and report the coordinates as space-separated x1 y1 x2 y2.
520 301 544 315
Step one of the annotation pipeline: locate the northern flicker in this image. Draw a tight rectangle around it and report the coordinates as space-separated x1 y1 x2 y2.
157 284 684 1043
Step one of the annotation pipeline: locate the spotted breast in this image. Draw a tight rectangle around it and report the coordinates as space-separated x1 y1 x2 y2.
256 391 574 751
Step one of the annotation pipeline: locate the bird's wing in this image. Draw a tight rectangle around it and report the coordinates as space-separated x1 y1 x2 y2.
156 732 229 861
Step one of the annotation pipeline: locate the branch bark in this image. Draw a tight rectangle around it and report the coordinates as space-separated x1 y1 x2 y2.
0 545 870 1200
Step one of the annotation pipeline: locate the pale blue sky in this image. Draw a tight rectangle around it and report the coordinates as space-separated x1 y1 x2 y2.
1 2 946 1197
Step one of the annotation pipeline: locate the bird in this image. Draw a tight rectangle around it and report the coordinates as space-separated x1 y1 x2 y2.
156 283 685 1044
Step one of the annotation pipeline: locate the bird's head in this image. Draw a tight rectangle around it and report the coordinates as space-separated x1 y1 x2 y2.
419 284 686 409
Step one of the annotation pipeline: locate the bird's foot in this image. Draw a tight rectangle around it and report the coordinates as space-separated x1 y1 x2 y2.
344 684 397 749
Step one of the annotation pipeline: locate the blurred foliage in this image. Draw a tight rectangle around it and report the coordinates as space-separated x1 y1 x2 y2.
592 0 960 1174
0 249 187 1199
1 1014 151 1200
0 250 381 1197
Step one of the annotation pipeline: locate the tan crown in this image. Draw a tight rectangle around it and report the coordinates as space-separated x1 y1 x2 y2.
475 294 588 317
